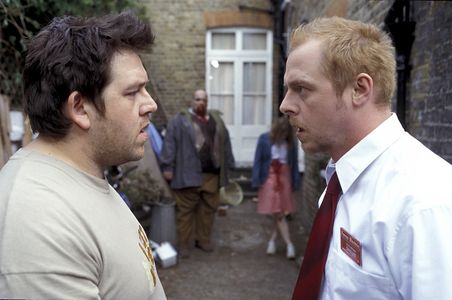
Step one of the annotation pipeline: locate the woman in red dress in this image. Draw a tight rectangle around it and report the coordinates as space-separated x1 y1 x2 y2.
252 117 300 259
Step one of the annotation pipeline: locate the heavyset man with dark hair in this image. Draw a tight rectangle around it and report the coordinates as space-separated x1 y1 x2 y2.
0 11 167 299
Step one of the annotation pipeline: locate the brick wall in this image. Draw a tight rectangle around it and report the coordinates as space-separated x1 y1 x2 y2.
407 1 452 163
141 0 451 229
299 153 329 231
141 0 272 126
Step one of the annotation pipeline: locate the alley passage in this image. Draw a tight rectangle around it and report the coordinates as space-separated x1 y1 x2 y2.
158 197 308 300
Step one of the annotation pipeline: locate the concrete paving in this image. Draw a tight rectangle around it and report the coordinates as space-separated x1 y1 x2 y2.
157 195 309 300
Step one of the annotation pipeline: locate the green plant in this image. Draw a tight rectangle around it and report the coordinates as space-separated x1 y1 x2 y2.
120 170 164 207
0 0 147 108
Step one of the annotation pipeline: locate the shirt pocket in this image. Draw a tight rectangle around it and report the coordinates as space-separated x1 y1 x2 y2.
324 248 400 299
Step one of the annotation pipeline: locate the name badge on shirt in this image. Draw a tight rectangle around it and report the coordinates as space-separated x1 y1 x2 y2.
340 227 362 266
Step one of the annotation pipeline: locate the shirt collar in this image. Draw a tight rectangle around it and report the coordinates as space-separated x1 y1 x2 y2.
328 113 405 194
325 160 337 184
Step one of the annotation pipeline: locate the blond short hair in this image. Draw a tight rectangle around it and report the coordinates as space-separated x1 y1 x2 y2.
290 17 396 106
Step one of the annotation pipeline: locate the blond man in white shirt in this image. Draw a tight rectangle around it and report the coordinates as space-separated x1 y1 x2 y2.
281 17 452 300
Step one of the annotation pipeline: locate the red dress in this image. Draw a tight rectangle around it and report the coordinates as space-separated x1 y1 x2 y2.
257 159 296 215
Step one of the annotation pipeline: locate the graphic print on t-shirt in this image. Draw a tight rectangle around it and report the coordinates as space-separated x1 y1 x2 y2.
138 224 157 292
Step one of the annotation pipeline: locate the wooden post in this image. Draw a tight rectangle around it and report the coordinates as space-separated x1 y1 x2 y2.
0 94 12 168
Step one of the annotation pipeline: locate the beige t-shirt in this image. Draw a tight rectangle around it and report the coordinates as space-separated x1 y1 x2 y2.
0 148 166 299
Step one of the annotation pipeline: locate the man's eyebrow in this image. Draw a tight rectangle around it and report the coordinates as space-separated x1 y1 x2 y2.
285 79 303 88
287 78 314 88
125 79 149 90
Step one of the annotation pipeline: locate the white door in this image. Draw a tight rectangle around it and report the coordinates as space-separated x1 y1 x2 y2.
206 28 273 166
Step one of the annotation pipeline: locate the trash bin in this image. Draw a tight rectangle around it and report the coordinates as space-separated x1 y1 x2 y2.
149 198 177 247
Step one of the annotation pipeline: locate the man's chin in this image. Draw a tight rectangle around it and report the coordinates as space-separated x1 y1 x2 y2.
132 148 146 161
300 142 318 155
116 148 145 165
196 108 207 116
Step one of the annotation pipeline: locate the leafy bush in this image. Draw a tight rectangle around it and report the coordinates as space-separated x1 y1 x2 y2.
0 0 147 108
120 170 165 207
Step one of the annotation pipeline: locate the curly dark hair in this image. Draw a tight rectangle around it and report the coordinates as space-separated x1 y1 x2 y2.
23 10 154 137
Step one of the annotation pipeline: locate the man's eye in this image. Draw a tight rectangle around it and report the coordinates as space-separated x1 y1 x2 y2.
126 90 138 96
294 86 303 93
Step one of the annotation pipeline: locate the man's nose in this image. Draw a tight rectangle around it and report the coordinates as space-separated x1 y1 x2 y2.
279 94 292 116
140 90 158 115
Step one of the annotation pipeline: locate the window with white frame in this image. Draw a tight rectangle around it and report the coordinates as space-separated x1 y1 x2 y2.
206 27 273 164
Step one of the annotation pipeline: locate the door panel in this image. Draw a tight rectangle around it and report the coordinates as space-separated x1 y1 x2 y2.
206 29 272 166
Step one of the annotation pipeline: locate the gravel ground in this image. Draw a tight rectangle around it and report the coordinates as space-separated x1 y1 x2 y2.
157 195 309 300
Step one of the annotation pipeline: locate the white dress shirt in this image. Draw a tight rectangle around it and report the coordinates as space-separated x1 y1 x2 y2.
319 114 452 300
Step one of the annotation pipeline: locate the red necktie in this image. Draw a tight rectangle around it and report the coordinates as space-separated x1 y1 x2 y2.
292 172 341 300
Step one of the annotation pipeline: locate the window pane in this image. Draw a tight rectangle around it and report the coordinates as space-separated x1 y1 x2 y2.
243 62 266 125
210 62 233 93
212 33 235 50
243 62 265 92
209 62 234 124
243 33 266 50
243 95 265 125
210 95 234 125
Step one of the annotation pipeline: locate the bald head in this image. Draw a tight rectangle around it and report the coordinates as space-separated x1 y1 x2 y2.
192 89 208 116
194 89 207 100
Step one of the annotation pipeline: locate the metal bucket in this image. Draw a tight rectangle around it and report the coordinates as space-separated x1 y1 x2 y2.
149 199 177 247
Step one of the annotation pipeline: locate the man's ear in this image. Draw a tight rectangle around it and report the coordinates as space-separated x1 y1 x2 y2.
352 73 373 107
66 91 91 130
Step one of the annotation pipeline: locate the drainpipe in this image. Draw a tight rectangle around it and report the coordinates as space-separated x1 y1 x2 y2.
384 0 416 129
273 0 287 116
